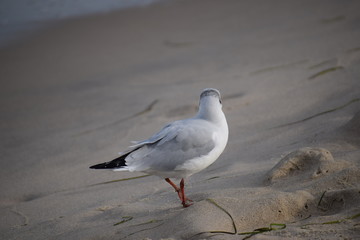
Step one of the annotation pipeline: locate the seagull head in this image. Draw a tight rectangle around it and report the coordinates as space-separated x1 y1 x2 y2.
197 88 224 121
200 88 222 106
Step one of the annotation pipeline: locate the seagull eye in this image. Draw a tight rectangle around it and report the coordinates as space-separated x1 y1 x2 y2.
219 99 222 104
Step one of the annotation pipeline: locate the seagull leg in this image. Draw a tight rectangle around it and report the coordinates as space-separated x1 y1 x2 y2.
165 178 183 203
180 178 193 208
165 178 193 207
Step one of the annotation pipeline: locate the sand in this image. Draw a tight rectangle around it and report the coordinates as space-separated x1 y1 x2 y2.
1 0 360 239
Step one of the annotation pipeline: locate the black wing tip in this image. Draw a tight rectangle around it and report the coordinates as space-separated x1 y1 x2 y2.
90 149 138 170
89 155 128 170
89 162 108 169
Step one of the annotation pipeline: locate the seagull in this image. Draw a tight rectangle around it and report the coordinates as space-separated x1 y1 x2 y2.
90 88 228 207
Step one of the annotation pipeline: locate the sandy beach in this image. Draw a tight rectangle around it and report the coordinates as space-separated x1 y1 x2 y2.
1 0 360 239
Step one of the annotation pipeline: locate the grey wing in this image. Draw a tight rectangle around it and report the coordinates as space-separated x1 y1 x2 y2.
125 120 216 172
126 122 175 149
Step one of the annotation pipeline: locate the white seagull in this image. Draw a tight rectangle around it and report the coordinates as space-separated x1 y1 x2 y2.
90 88 228 207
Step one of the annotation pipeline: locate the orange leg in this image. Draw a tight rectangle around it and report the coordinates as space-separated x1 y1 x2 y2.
165 178 182 202
165 178 193 208
179 178 193 207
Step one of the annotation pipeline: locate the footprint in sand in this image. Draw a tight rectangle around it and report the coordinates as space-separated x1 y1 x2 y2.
317 189 360 215
266 147 337 183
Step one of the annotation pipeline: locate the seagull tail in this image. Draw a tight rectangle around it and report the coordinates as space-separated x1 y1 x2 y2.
89 151 133 169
